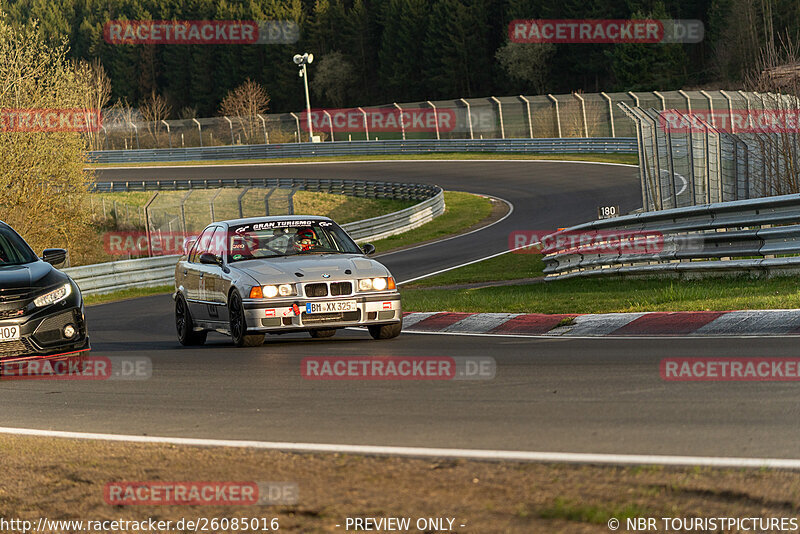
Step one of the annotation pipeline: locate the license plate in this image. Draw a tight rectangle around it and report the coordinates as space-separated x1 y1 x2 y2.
306 301 357 314
0 325 20 342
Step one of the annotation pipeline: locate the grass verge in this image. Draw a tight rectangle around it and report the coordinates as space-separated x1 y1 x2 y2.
401 252 800 313
83 285 173 306
1 435 796 533
88 152 638 167
372 191 495 253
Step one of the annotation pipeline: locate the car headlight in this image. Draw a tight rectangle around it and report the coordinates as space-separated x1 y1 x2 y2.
358 277 395 292
358 278 373 291
263 285 279 298
253 284 296 299
34 283 71 308
372 277 387 291
278 284 294 296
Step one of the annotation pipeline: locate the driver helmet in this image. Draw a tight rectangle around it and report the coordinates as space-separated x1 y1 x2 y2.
294 227 318 252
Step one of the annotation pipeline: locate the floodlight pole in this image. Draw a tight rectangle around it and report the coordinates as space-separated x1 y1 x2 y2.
301 63 313 140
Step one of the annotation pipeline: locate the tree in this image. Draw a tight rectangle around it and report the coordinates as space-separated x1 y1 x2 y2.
0 17 97 264
423 0 494 98
312 51 355 107
495 42 555 94
139 91 172 147
219 79 271 144
76 59 112 151
604 4 689 91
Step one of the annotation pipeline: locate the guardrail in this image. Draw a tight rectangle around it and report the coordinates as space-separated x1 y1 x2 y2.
92 177 439 201
542 193 800 280
88 138 636 164
68 182 444 295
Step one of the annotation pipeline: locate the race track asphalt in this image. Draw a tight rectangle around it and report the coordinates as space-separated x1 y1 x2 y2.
3 160 797 459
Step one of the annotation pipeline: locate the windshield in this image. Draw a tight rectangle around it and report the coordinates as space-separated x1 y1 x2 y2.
226 219 362 262
0 226 38 266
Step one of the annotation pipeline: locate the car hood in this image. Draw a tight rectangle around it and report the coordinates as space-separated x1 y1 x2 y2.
233 254 390 284
0 261 66 289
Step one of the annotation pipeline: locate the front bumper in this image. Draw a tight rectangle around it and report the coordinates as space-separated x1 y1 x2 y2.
0 305 90 362
242 292 402 333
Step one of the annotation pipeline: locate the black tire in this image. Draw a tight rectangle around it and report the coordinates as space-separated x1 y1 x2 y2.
310 328 336 338
368 320 403 340
176 293 207 346
229 290 264 347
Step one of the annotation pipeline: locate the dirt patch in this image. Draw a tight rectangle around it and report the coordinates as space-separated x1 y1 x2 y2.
1 435 799 533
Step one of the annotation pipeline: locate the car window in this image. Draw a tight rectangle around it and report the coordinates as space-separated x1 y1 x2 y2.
208 226 227 260
226 220 362 263
0 226 38 265
189 227 215 263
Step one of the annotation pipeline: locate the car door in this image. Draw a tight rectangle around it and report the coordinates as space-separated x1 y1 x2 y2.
184 226 216 321
199 225 229 324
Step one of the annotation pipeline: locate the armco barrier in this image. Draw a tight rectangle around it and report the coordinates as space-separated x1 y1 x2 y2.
91 177 438 201
68 185 444 295
88 138 637 164
542 193 800 280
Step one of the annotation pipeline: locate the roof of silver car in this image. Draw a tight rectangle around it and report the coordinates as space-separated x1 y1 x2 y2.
214 215 334 227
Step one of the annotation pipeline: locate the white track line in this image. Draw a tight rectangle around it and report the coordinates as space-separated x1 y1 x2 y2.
0 427 796 469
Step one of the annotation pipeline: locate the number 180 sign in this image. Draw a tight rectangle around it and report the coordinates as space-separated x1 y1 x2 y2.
597 205 620 219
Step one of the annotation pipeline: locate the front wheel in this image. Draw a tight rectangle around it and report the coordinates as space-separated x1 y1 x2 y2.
176 294 207 346
368 320 402 340
229 290 265 347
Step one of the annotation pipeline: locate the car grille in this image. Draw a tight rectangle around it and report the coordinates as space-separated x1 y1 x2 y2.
34 311 77 345
0 287 36 303
330 282 351 296
304 283 328 297
301 311 360 324
0 338 35 359
0 308 24 319
304 281 353 298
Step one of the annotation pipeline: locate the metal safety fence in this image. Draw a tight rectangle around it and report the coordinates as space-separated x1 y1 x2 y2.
88 90 745 150
87 137 636 164
621 91 800 211
542 193 800 280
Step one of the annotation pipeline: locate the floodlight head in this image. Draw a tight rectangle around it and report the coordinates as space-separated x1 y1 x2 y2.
293 54 303 65
306 53 314 64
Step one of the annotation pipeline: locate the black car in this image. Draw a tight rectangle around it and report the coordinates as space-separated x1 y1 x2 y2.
0 222 89 365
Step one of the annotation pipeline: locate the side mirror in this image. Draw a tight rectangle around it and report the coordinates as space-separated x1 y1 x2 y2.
42 248 67 266
361 243 376 256
199 252 221 265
